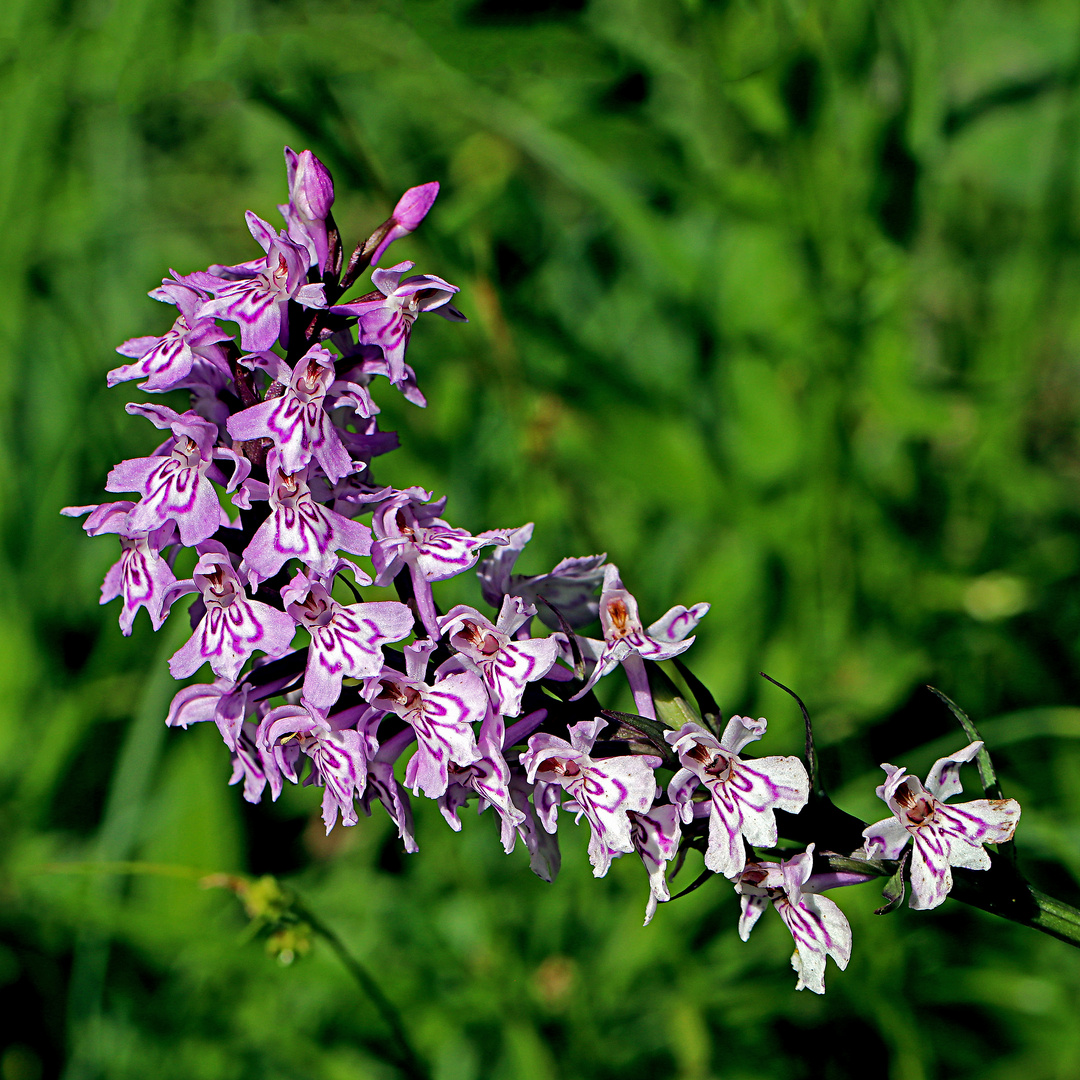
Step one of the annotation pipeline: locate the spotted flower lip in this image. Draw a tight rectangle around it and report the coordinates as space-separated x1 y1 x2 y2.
61 501 177 635
109 284 232 392
438 596 560 717
736 844 852 994
227 345 353 483
366 642 488 799
521 718 660 878
862 741 1022 910
666 717 810 880
105 404 242 547
371 487 510 639
161 541 297 682
280 569 414 711
372 489 506 583
240 452 373 585
258 702 384 832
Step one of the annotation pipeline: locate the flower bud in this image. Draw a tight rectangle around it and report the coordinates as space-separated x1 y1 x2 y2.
286 147 335 222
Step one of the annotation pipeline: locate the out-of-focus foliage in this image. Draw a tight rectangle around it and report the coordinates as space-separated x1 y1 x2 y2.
4 0 1080 1077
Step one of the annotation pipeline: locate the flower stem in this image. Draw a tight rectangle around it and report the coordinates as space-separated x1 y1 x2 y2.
293 900 431 1080
822 851 1080 949
623 653 656 721
1025 887 1080 947
948 860 1080 949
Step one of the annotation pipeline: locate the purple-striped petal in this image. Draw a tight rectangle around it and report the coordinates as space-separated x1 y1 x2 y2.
665 721 809 880
630 804 682 925
301 601 414 710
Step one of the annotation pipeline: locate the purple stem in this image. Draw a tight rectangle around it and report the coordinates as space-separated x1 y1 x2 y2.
409 562 442 641
623 653 655 721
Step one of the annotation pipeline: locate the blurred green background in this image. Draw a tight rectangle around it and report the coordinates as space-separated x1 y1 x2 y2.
5 0 1080 1076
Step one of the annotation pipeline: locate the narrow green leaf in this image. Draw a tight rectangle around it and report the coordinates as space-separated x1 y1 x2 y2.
648 664 702 732
928 686 1003 800
600 709 680 769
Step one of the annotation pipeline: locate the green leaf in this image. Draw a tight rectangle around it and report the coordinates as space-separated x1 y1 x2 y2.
928 687 1003 800
875 853 910 915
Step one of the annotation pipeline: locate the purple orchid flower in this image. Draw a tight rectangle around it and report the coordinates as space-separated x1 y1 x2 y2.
736 844 853 994
280 569 414 711
241 452 374 584
230 721 284 804
478 522 607 634
106 403 243 547
367 641 487 799
166 664 298 751
629 804 683 925
507 769 562 882
109 281 232 392
363 182 440 268
330 262 465 386
61 501 176 635
259 702 382 832
227 346 353 483
199 212 326 351
100 529 177 634
439 597 560 716
521 718 660 878
167 677 252 752
438 708 526 852
666 717 810 880
330 336 428 408
572 564 710 720
161 540 296 681
862 741 1022 910
279 147 335 274
361 727 420 853
371 487 510 639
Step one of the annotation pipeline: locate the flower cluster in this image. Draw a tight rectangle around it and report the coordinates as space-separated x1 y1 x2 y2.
66 149 1023 994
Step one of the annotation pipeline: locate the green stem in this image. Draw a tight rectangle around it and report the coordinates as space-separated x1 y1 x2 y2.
949 862 1080 948
822 852 1080 949
295 902 431 1080
43 862 432 1080
1026 887 1080 946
